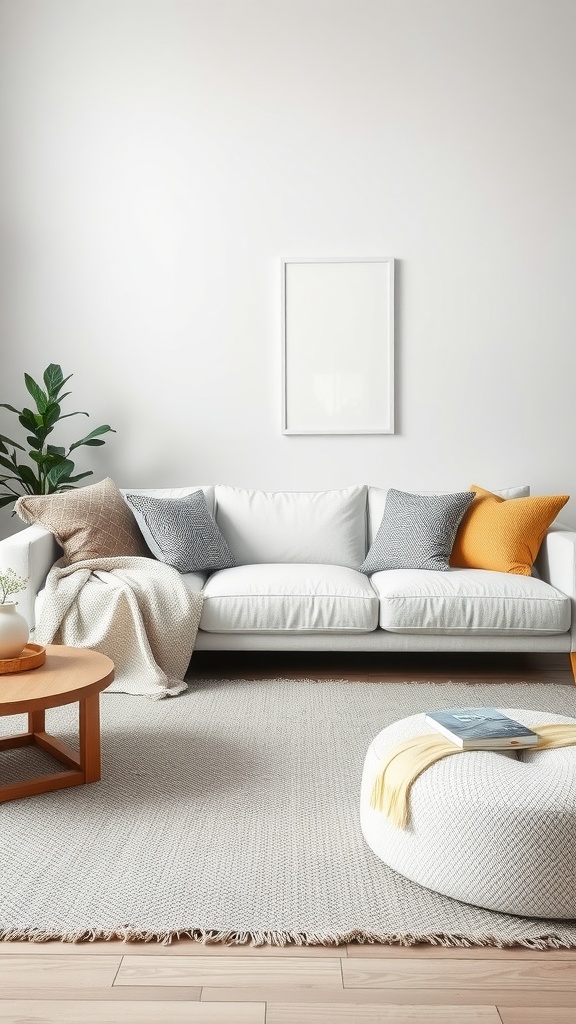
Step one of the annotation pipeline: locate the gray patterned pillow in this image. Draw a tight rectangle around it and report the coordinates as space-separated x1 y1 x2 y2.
125 490 235 573
360 488 476 573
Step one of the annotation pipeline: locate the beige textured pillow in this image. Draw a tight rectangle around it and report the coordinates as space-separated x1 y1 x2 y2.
15 477 149 563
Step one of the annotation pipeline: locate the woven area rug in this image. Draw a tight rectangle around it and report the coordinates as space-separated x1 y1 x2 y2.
1 677 576 948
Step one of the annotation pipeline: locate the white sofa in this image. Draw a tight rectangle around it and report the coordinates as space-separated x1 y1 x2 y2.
2 483 576 680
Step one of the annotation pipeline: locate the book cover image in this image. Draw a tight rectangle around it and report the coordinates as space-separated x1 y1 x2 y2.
425 707 538 746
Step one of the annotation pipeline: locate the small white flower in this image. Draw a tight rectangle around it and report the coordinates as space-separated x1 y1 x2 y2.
0 568 28 604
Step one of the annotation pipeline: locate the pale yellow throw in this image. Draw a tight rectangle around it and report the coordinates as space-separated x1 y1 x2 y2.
370 724 576 829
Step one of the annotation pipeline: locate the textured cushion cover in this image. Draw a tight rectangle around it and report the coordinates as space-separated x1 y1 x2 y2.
125 490 235 574
371 567 570 635
15 477 148 564
121 485 215 515
360 489 475 573
35 565 208 627
200 563 379 633
214 486 367 568
451 485 569 575
360 709 576 918
366 485 530 547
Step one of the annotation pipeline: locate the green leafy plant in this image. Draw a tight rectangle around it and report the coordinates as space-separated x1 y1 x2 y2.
0 568 28 603
0 363 115 509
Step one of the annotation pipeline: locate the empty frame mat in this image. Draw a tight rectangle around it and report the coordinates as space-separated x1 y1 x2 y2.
282 258 394 434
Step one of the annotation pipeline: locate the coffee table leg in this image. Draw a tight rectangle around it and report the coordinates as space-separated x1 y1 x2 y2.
79 693 101 783
28 709 45 734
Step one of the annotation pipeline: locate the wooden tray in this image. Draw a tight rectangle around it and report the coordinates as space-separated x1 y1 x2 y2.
0 644 46 674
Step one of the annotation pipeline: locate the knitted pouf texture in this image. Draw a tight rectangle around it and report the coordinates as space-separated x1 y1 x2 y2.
361 708 576 918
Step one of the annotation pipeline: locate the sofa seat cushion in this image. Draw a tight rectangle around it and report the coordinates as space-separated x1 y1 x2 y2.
200 563 379 633
371 568 570 635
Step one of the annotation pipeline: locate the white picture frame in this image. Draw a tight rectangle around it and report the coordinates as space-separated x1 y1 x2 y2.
281 257 395 435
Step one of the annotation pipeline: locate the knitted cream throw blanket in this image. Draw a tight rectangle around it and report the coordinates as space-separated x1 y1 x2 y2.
35 556 203 699
370 725 576 829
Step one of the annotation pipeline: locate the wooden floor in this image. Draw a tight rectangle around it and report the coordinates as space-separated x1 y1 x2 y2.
2 652 575 1024
187 648 576 686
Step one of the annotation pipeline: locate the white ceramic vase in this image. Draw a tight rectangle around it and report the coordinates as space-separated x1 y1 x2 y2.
0 602 29 659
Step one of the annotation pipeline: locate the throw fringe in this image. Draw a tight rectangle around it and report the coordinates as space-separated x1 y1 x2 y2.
370 723 576 829
1 924 576 950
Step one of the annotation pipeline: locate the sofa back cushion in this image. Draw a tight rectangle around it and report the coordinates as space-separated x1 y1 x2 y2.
367 485 531 547
214 485 367 567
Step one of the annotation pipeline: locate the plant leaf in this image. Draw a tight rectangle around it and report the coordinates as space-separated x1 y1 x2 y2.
42 364 65 396
69 424 115 451
46 445 66 456
30 452 62 469
18 408 38 433
31 450 66 468
17 464 40 490
0 494 16 508
24 374 48 414
0 455 18 474
46 459 74 488
58 411 89 422
43 402 61 430
0 434 25 451
0 403 21 414
66 471 93 484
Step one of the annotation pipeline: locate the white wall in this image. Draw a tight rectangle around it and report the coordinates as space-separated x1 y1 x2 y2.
1 0 575 540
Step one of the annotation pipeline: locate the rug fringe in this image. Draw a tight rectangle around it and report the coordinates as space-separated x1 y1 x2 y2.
189 678 557 687
1 925 575 950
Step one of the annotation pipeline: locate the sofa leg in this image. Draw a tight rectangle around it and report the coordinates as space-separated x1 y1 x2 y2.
570 653 576 684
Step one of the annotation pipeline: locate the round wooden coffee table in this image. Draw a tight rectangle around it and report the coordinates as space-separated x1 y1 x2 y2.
0 644 114 803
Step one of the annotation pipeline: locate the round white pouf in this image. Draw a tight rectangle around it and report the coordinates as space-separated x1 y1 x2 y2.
360 708 576 918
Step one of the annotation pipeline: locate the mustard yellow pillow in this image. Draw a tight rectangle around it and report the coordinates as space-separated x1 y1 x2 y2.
450 485 569 576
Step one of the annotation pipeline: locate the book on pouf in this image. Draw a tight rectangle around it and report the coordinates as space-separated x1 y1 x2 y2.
424 707 539 750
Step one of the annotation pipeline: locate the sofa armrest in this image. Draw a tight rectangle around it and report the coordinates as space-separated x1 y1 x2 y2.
0 525 60 631
537 522 576 651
